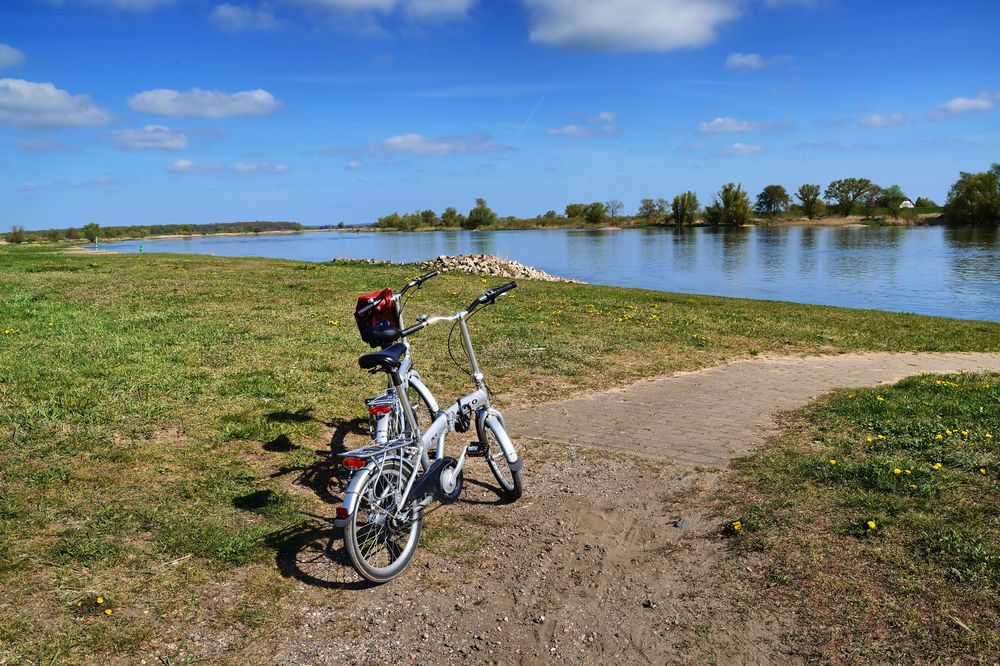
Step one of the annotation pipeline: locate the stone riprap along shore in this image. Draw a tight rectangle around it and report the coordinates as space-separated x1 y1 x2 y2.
421 254 583 283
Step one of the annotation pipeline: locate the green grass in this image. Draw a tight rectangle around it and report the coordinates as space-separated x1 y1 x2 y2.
1 244 999 661
728 373 1000 662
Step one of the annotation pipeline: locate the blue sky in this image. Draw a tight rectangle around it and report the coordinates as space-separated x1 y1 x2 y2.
2 0 999 230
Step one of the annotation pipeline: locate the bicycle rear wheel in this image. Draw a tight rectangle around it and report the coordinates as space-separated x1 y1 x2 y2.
344 459 422 583
482 420 523 501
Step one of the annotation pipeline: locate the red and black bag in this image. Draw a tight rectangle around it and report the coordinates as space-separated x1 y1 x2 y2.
355 287 399 348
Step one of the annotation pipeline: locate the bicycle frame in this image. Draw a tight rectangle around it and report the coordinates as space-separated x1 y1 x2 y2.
334 310 520 528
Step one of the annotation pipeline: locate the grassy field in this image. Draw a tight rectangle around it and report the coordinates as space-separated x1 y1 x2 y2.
2 245 1000 662
728 373 1000 662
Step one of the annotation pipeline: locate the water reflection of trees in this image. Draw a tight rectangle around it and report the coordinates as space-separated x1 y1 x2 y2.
944 225 999 250
755 227 790 279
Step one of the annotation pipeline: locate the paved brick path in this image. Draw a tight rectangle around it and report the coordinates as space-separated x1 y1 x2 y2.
508 352 1000 468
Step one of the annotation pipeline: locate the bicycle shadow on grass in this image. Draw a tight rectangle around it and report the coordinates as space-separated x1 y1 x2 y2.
266 518 375 591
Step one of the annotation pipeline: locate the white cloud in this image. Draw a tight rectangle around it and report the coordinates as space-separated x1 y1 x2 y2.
69 0 179 9
698 116 788 133
724 52 792 69
346 159 365 170
585 110 616 123
169 158 289 174
232 161 290 173
15 138 79 152
930 91 998 119
371 133 511 156
0 78 112 128
546 123 618 138
292 0 473 20
108 124 188 150
523 0 741 52
209 3 282 31
128 88 282 118
718 142 764 156
0 44 25 70
858 112 904 127
402 0 474 19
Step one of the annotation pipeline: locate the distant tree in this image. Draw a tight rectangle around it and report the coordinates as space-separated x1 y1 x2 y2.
465 198 498 229
605 199 624 223
584 202 607 224
543 210 559 219
671 192 699 225
337 221 345 229
944 164 1000 226
420 209 439 227
880 184 907 219
795 184 822 219
180 224 194 235
65 226 80 240
46 228 64 242
824 178 873 217
755 185 791 220
859 183 884 219
707 183 753 226
7 225 26 244
637 198 660 223
914 197 937 208
82 222 101 243
441 207 464 227
564 203 587 219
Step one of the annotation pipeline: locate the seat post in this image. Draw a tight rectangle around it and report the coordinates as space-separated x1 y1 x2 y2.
389 369 421 438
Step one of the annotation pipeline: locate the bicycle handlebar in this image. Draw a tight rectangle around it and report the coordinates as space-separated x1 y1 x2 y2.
402 281 518 338
356 270 441 319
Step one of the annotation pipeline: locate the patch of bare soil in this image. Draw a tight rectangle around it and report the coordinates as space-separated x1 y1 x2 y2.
254 441 802 665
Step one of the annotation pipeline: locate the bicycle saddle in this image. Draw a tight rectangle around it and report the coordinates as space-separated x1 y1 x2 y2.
358 342 407 371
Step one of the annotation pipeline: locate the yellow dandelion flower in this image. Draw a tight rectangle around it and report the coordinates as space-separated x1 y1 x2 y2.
935 434 943 440
876 395 885 401
328 320 339 326
909 484 916 489
986 433 993 439
105 609 112 616
946 429 953 435
867 520 877 530
893 468 902 475
97 597 104 604
829 459 837 465
981 468 988 476
866 437 874 443
931 462 942 470
877 434 886 440
962 430 969 436
904 469 911 475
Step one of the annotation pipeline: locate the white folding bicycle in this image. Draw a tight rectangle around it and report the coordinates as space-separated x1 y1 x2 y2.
334 281 523 583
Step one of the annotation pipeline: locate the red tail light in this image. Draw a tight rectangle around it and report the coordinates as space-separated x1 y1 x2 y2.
368 405 392 415
335 507 349 520
342 456 366 469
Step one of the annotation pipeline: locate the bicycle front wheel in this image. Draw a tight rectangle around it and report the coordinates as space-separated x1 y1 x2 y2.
344 459 422 583
482 419 523 501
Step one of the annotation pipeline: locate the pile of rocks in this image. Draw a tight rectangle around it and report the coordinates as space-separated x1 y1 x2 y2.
421 254 582 283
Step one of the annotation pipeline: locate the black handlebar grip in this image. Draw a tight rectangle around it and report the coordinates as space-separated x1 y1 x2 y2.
493 280 517 296
401 321 427 337
417 270 440 283
356 299 378 317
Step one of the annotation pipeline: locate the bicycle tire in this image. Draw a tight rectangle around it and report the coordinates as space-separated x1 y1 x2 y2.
482 419 523 501
344 458 422 583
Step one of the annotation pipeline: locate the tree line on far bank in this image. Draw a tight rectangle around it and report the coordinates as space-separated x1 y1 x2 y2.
5 220 303 245
371 163 1000 231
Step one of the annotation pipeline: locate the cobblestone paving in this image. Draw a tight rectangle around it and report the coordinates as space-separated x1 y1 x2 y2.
508 352 1000 468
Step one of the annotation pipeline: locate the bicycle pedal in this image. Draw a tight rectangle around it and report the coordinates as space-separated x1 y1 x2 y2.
466 442 486 457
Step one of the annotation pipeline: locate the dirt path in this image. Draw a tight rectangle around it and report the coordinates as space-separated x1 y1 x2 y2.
209 353 1000 665
509 352 1000 467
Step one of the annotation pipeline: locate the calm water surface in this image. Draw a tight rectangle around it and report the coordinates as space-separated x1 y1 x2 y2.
103 226 1000 322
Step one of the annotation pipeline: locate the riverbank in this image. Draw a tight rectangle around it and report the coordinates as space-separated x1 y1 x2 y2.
2 245 1000 662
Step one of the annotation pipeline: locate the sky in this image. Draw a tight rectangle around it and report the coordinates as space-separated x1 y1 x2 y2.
2 0 999 230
